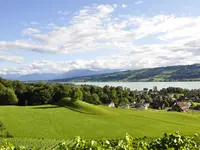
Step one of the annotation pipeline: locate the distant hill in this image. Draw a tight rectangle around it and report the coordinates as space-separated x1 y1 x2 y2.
0 69 120 81
53 64 200 82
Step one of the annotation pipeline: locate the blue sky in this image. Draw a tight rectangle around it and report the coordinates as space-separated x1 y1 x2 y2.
0 0 200 74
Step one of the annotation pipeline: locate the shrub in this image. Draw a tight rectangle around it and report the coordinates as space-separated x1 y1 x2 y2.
193 105 200 110
0 141 25 150
0 121 12 138
58 132 199 150
148 132 198 150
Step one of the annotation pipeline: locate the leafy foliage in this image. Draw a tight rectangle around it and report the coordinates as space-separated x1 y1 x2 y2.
58 97 72 106
58 132 199 150
148 132 199 150
0 121 12 138
0 85 18 105
0 132 199 150
1 77 200 113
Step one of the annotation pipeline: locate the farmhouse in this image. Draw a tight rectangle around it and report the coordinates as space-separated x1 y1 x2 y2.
131 102 150 110
172 102 191 112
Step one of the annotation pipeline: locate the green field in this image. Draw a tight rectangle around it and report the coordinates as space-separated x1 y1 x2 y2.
0 102 200 141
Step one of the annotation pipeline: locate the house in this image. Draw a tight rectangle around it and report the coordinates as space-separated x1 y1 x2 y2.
171 102 191 112
132 102 150 110
108 101 115 108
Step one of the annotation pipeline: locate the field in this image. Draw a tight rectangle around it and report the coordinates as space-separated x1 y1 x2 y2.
0 102 200 141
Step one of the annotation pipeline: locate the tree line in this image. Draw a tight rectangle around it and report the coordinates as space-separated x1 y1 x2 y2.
0 78 200 110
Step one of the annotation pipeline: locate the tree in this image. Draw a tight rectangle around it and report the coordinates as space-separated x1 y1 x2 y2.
110 89 119 106
71 87 83 102
0 87 18 105
52 84 71 103
103 85 110 95
0 83 5 89
91 94 101 105
100 93 109 104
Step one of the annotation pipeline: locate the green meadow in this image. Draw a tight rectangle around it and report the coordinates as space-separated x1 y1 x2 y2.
0 102 200 140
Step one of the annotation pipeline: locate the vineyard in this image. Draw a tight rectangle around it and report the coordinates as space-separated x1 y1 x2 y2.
0 132 200 149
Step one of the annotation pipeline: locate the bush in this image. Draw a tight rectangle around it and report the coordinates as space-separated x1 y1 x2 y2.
0 142 25 150
148 132 198 150
58 132 199 150
0 121 12 138
193 105 200 110
58 134 148 150
0 87 18 105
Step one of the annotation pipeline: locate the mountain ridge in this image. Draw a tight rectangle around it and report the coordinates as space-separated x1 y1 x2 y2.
0 69 120 81
52 64 200 82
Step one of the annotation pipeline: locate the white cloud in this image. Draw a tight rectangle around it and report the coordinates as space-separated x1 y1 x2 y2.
23 28 40 35
1 4 200 73
30 21 39 25
9 7 200 55
4 5 197 55
135 0 143 5
2 37 200 75
0 55 23 63
122 4 127 8
21 22 39 26
58 10 69 16
113 4 118 8
158 17 200 40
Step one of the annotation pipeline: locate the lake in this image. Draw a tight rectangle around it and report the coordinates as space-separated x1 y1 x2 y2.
73 82 200 90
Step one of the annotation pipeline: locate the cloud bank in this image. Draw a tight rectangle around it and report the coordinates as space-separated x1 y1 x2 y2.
1 4 200 74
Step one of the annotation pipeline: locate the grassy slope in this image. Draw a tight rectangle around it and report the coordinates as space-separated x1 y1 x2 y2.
56 64 200 82
64 101 113 115
0 104 200 140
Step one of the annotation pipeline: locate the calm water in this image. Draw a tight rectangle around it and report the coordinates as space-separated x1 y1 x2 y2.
73 82 200 90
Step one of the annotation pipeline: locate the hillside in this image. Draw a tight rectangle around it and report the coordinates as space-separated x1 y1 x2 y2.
0 105 200 140
0 69 119 81
53 64 200 82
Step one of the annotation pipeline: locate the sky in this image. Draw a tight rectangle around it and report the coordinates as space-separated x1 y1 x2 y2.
1 0 200 75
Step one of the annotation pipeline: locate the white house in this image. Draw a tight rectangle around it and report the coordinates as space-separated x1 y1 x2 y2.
133 102 150 110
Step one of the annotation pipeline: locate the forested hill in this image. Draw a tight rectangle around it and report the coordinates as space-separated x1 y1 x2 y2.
52 64 200 82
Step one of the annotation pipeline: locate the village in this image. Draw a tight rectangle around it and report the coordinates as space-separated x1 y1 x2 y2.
109 86 194 112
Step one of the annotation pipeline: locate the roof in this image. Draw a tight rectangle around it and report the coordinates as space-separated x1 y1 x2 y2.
176 102 190 111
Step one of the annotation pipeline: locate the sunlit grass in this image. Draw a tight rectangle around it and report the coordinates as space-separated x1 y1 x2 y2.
0 104 200 140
